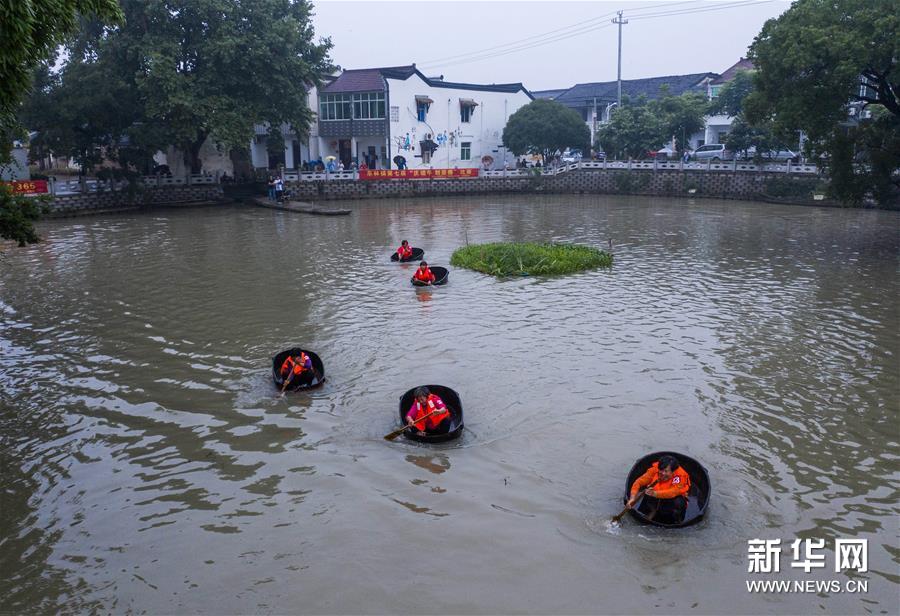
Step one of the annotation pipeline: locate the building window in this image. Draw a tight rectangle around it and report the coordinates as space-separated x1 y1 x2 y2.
320 94 352 120
352 92 385 119
459 99 477 123
415 96 433 122
710 85 721 99
460 142 471 160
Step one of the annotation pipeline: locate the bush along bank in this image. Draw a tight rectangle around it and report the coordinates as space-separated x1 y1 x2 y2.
450 242 612 278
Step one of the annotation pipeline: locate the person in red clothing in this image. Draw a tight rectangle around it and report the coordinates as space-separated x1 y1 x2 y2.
280 352 313 385
413 261 435 285
405 387 451 435
396 240 413 260
626 455 691 523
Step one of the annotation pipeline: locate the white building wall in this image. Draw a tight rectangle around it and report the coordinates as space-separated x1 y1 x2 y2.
1 147 29 180
385 74 532 170
704 114 734 144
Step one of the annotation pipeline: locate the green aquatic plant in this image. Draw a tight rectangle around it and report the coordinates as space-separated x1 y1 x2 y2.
450 242 612 278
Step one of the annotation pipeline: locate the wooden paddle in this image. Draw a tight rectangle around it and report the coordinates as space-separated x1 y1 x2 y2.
611 479 659 524
384 409 443 441
279 366 298 396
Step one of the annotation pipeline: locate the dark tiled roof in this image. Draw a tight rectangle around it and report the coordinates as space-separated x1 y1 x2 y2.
427 79 530 94
532 89 567 99
322 64 533 97
554 72 717 106
710 58 755 84
322 65 416 93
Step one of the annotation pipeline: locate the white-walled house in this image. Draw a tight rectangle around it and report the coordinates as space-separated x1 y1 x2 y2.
249 85 321 170
703 58 756 146
312 65 533 170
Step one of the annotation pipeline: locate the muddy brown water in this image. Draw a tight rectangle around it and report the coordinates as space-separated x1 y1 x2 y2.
1 195 898 614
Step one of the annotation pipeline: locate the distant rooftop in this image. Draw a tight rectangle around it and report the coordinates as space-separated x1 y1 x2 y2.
531 89 567 100
322 64 533 97
710 58 755 85
552 72 718 106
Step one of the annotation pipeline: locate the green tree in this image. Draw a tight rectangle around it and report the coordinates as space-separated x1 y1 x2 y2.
502 99 590 164
35 0 333 173
652 92 708 154
1 0 122 246
0 185 44 247
0 0 122 136
596 92 705 159
595 96 663 159
708 70 755 118
746 0 899 206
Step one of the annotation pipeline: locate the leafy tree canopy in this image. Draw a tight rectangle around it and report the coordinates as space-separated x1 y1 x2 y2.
25 0 334 173
746 0 898 205
1 0 121 245
502 99 590 163
596 92 707 158
708 71 755 118
0 0 122 137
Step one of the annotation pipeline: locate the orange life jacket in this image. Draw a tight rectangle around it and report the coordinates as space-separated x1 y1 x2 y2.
398 245 413 258
408 394 450 431
281 353 309 376
630 461 691 500
413 267 434 282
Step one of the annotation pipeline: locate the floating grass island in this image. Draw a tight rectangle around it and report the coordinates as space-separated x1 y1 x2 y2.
450 242 612 278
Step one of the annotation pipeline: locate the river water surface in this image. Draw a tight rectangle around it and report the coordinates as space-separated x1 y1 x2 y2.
1 195 898 614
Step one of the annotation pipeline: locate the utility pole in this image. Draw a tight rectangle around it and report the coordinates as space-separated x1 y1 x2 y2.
612 10 628 107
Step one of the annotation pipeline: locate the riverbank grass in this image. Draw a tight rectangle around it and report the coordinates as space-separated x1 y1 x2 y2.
450 242 612 277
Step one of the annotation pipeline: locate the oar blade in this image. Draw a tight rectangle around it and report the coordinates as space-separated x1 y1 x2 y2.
384 426 408 441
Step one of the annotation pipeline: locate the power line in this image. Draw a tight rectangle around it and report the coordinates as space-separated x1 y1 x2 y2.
419 23 617 71
417 1 700 69
418 0 772 72
628 0 773 20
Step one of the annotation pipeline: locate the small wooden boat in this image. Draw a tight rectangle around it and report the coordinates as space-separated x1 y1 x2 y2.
397 385 464 443
272 348 326 391
623 451 710 528
391 247 424 262
411 266 449 286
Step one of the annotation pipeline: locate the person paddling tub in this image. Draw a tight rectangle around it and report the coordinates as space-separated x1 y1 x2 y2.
626 454 691 523
405 387 451 436
396 240 413 260
413 261 436 285
280 351 313 387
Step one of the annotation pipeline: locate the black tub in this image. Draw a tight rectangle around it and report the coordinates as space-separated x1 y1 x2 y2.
272 348 325 391
391 247 424 262
411 266 449 286
623 451 710 527
397 385 464 443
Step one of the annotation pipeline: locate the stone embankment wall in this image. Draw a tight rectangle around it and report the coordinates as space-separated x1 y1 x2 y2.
286 169 820 202
46 185 224 217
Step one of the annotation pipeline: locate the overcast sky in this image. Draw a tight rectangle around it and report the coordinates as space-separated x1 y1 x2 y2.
310 0 792 91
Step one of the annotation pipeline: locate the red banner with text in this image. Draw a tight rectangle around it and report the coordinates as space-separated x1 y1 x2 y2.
358 168 478 181
2 180 49 195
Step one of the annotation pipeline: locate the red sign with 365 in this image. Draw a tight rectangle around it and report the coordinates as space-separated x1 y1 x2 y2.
3 180 49 195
